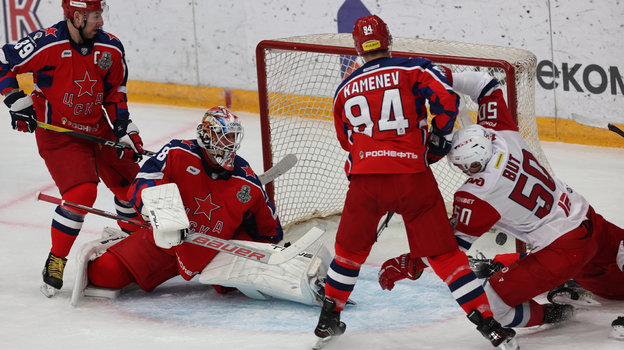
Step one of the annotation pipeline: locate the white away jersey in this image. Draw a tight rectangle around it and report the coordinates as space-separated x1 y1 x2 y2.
452 87 589 252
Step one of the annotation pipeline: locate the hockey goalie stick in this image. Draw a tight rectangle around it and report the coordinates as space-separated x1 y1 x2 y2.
35 153 296 223
36 192 325 265
258 153 297 185
570 113 624 139
36 121 156 156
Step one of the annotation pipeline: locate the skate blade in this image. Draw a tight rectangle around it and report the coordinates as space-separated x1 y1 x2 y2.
498 337 519 350
551 293 601 307
610 327 624 340
40 282 59 298
312 335 335 349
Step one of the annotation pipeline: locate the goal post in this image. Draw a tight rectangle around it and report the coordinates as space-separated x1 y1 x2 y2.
256 33 548 248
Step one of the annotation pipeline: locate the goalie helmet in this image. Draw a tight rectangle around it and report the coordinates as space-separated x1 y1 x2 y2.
62 0 107 19
352 15 392 56
447 124 493 175
196 106 244 171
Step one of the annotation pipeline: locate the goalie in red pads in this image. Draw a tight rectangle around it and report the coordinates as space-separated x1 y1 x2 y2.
81 107 303 298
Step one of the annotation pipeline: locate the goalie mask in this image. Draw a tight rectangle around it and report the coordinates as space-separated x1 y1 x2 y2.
197 106 244 171
352 15 392 56
447 124 493 175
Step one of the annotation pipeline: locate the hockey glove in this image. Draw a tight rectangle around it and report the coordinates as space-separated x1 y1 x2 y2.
469 257 504 279
378 253 425 291
112 119 144 162
3 90 37 133
426 123 452 164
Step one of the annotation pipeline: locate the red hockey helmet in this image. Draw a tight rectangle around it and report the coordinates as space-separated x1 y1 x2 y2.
62 0 106 19
352 15 392 55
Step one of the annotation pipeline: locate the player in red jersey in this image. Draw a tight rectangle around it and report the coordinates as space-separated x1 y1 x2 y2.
441 70 624 329
314 15 517 350
0 0 144 297
85 107 284 294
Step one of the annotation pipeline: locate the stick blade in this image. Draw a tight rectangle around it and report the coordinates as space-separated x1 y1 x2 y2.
267 225 325 265
258 153 298 185
571 113 608 129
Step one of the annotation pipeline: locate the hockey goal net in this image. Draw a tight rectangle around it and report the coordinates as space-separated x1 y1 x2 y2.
257 34 549 234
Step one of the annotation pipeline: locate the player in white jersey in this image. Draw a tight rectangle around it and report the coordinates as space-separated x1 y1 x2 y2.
445 70 624 328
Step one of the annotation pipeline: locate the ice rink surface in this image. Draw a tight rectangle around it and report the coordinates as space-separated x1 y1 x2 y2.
1 103 623 349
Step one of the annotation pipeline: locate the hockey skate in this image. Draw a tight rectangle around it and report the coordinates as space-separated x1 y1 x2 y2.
467 310 519 350
543 303 574 324
40 252 67 298
468 252 504 279
546 280 601 307
313 297 346 349
611 316 624 340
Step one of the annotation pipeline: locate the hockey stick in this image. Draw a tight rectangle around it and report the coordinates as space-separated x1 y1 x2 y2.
36 192 149 228
36 192 325 265
35 153 296 222
376 212 394 239
185 226 325 265
258 153 297 185
36 121 156 156
570 113 624 139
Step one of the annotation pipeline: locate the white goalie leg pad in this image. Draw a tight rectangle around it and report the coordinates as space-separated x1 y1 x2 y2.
70 227 128 307
198 240 332 306
141 183 190 249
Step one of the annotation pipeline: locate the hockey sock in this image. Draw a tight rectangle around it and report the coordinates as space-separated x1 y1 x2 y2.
113 195 142 233
88 252 134 289
50 206 84 258
429 249 494 319
523 299 545 327
50 183 97 257
324 244 368 310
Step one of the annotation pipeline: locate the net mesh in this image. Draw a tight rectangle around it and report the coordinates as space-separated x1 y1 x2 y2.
258 34 548 228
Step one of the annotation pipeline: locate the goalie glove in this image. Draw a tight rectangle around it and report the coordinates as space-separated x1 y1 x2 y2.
378 253 426 291
141 183 190 249
3 90 37 133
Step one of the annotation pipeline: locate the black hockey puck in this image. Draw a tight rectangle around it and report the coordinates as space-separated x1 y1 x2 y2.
495 232 508 246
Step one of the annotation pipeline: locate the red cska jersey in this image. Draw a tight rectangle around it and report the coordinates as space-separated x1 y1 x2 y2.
129 139 284 280
0 20 130 136
333 56 459 176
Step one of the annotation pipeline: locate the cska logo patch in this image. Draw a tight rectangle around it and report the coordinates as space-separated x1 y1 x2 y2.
98 52 112 70
237 185 251 203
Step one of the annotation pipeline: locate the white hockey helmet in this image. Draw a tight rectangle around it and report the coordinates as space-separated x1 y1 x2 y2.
197 106 244 171
447 124 493 175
